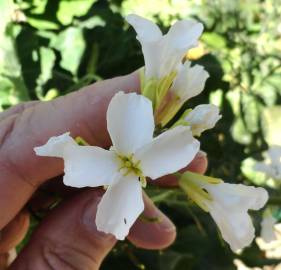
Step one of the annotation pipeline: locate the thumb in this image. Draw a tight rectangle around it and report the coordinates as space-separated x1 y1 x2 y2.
9 190 116 270
0 71 139 231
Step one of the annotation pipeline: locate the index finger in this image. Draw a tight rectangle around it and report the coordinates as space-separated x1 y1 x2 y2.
0 72 139 229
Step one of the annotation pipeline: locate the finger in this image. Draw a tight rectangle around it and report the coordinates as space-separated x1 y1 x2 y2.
10 189 176 270
0 101 39 122
10 190 114 270
0 249 17 269
152 151 208 187
0 252 9 270
28 186 176 251
128 193 176 249
28 176 78 212
0 210 30 253
0 72 140 229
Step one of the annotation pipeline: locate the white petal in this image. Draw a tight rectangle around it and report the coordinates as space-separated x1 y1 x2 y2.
126 14 163 78
254 161 281 180
158 20 204 78
127 14 203 79
261 214 277 243
63 146 119 187
209 201 255 252
267 145 281 164
126 14 162 43
35 133 119 188
171 62 209 102
34 132 76 158
254 162 273 175
107 92 154 155
166 19 204 51
135 126 200 179
96 175 144 240
204 183 268 251
184 104 221 136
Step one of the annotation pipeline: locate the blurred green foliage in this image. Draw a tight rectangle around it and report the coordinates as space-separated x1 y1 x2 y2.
1 0 281 269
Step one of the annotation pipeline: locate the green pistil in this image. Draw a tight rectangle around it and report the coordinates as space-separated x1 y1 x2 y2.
117 154 147 187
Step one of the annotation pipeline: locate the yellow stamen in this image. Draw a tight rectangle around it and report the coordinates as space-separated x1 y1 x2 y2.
117 153 147 188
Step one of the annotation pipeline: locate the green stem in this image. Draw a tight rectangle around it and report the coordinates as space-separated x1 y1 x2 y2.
173 172 182 179
75 136 90 146
268 197 281 205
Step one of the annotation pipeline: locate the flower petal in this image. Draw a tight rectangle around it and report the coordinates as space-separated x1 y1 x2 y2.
267 145 281 164
126 14 162 43
126 14 163 79
166 19 204 51
261 213 277 243
254 161 281 180
158 20 204 78
96 175 144 240
204 183 268 251
126 14 203 79
184 104 221 136
63 146 119 187
135 126 200 179
107 92 154 155
35 133 119 188
171 62 209 102
34 132 76 158
208 200 255 251
254 162 273 176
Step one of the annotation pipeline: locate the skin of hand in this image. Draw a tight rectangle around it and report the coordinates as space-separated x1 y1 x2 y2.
0 72 207 270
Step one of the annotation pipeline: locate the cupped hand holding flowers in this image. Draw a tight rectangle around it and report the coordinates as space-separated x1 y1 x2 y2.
35 91 200 240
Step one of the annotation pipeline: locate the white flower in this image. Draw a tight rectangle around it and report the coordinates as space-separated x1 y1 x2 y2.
126 14 207 127
261 211 277 243
205 183 268 251
254 145 281 180
179 172 268 251
126 14 203 80
184 104 221 136
171 61 209 103
154 62 210 126
34 92 200 240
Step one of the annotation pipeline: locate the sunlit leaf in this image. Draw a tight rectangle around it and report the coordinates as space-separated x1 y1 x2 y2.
51 26 85 75
263 106 281 146
57 0 98 25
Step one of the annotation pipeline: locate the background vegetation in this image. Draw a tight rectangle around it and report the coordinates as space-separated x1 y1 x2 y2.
1 0 281 269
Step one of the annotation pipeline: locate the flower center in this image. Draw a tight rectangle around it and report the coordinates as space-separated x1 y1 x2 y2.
117 154 147 187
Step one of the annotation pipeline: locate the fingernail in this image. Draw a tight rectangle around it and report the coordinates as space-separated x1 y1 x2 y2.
143 195 175 232
157 212 176 232
197 150 207 157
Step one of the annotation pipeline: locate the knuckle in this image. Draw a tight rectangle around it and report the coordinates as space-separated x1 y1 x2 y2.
0 101 39 123
0 114 18 149
41 241 100 270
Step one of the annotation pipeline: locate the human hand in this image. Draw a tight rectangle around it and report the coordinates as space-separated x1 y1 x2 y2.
0 72 207 269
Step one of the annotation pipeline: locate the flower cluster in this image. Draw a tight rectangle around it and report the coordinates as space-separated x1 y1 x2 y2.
126 14 221 133
35 92 200 240
254 145 281 181
34 14 268 252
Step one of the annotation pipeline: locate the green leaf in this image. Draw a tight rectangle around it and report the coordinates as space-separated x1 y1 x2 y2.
263 106 281 145
27 18 59 30
51 27 85 75
39 47 56 84
159 251 193 270
202 33 227 49
35 46 56 99
57 0 98 25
